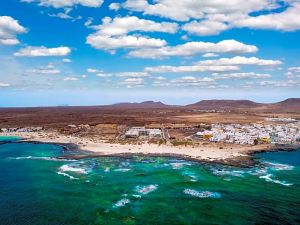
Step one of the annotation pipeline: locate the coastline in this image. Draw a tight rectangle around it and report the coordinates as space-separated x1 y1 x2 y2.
1 131 300 167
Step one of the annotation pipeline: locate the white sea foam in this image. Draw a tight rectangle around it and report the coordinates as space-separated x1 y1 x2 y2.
182 171 198 182
114 168 131 172
104 167 110 172
59 165 88 174
183 189 221 198
263 161 294 171
113 198 130 208
57 171 78 180
212 169 244 177
170 162 191 170
259 174 293 186
135 184 158 195
13 156 76 162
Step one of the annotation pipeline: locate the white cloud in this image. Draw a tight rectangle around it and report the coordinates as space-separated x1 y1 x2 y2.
233 3 300 31
0 16 27 45
145 65 239 73
64 76 78 81
0 82 10 87
122 1 300 35
212 72 272 80
62 58 72 63
115 72 149 77
183 20 228 36
109 2 121 11
21 0 104 8
122 0 274 22
86 34 166 51
27 63 61 74
14 46 71 57
91 16 178 36
96 73 112 77
170 76 216 87
144 56 281 73
81 74 87 78
196 56 282 67
285 67 300 78
258 79 300 87
128 40 257 59
202 53 219 58
120 77 145 88
87 68 103 73
86 16 177 51
48 12 82 21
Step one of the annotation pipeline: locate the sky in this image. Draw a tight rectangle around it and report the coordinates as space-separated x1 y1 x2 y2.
0 0 300 107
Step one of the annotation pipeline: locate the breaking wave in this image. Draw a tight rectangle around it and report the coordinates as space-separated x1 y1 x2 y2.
263 161 295 171
59 164 88 174
135 184 158 195
113 198 130 208
114 168 131 172
259 174 293 186
170 162 192 170
57 171 78 180
183 189 221 198
12 156 76 162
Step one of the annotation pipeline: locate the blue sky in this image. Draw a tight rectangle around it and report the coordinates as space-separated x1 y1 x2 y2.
0 0 300 106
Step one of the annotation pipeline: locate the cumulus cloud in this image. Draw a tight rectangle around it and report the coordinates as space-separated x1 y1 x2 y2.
120 77 145 88
115 72 149 77
196 56 282 67
14 46 71 57
128 40 258 59
170 76 216 87
62 58 72 63
285 67 300 78
145 56 281 73
87 68 103 73
21 0 104 8
258 79 300 87
87 34 167 51
233 3 300 31
212 72 272 80
109 2 121 11
86 16 177 51
27 64 60 74
0 82 10 87
121 0 300 35
64 76 79 81
0 16 27 45
202 53 219 58
145 65 239 73
122 0 271 22
183 20 228 36
90 16 178 36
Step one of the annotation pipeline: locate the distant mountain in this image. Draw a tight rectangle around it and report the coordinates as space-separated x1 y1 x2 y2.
274 98 300 106
186 99 261 110
109 101 171 109
266 98 300 112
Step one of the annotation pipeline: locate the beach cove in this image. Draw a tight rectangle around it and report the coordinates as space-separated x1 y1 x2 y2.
0 135 299 224
2 131 300 167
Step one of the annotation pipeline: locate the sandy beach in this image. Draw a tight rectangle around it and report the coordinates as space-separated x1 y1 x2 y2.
2 130 290 166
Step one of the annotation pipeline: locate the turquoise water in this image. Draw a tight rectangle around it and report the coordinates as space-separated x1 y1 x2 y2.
0 137 299 225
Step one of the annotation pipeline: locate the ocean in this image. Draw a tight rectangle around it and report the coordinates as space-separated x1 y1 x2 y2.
0 136 299 225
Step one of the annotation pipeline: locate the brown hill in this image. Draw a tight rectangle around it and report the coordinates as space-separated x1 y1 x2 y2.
108 101 171 109
186 100 261 110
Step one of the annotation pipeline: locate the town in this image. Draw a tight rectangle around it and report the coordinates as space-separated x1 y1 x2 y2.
1 118 300 146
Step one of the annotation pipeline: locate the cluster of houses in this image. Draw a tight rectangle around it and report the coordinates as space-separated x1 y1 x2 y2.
124 127 162 139
0 127 43 133
194 122 300 145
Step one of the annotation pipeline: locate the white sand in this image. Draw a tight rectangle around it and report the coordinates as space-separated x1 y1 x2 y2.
1 131 271 161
